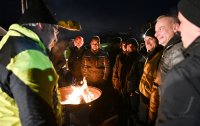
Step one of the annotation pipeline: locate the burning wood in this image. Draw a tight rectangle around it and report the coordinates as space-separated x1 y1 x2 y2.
59 78 101 105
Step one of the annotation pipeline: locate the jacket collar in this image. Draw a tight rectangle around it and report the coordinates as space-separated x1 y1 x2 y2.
147 45 163 60
165 34 181 50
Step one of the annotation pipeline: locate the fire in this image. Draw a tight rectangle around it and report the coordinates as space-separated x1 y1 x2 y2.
60 77 95 104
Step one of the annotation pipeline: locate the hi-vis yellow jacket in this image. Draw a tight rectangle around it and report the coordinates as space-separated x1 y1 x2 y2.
0 24 61 126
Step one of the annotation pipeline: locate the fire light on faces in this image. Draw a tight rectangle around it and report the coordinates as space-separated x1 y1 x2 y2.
60 77 101 105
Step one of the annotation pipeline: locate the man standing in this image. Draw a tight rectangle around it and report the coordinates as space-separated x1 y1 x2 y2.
69 36 86 81
112 38 141 126
81 36 110 87
147 15 185 126
138 27 163 126
157 0 200 126
154 15 184 85
0 0 78 125
81 35 110 126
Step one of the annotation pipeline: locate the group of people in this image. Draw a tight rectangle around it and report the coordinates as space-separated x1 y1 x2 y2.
63 33 142 125
138 15 184 126
0 0 200 126
137 0 200 126
59 34 113 126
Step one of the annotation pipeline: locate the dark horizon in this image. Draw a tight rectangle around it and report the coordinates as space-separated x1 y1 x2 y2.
0 0 179 40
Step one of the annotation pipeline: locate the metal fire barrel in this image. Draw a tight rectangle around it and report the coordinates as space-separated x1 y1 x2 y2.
59 86 102 126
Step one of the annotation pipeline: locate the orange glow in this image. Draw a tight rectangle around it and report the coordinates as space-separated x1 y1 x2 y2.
60 77 101 105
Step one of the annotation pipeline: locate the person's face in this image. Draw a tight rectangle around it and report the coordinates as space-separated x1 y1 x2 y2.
127 44 136 53
155 17 179 46
90 40 100 52
178 12 200 48
74 38 84 49
121 43 127 52
144 36 157 52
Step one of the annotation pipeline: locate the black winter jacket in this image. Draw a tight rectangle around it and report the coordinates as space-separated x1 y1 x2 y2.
155 34 184 85
156 37 200 126
150 35 184 124
68 46 86 81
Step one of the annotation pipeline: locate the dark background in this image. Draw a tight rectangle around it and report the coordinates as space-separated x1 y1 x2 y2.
0 0 179 41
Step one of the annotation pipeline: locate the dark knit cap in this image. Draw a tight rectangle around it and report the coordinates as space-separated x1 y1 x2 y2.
91 36 100 44
18 0 57 24
144 27 156 38
178 0 200 27
126 38 139 48
113 37 122 44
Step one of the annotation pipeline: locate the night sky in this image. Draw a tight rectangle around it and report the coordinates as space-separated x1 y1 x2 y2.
47 0 179 35
0 0 179 39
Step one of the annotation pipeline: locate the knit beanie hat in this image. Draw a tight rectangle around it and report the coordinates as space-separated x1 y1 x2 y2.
18 0 57 24
113 37 122 44
126 38 139 48
91 36 100 44
144 27 156 38
178 0 200 27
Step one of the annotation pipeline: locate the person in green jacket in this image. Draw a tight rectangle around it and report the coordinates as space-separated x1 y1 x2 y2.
0 0 80 126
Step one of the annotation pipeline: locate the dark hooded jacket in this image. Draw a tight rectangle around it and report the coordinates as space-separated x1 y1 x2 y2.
0 24 61 126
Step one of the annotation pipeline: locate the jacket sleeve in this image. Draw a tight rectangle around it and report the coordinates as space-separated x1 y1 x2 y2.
171 43 184 68
103 53 110 81
68 53 73 71
5 49 60 126
9 73 58 126
112 56 120 90
127 58 141 93
149 84 159 123
81 53 87 78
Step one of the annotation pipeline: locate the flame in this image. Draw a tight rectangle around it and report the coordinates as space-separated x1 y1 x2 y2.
61 77 95 104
